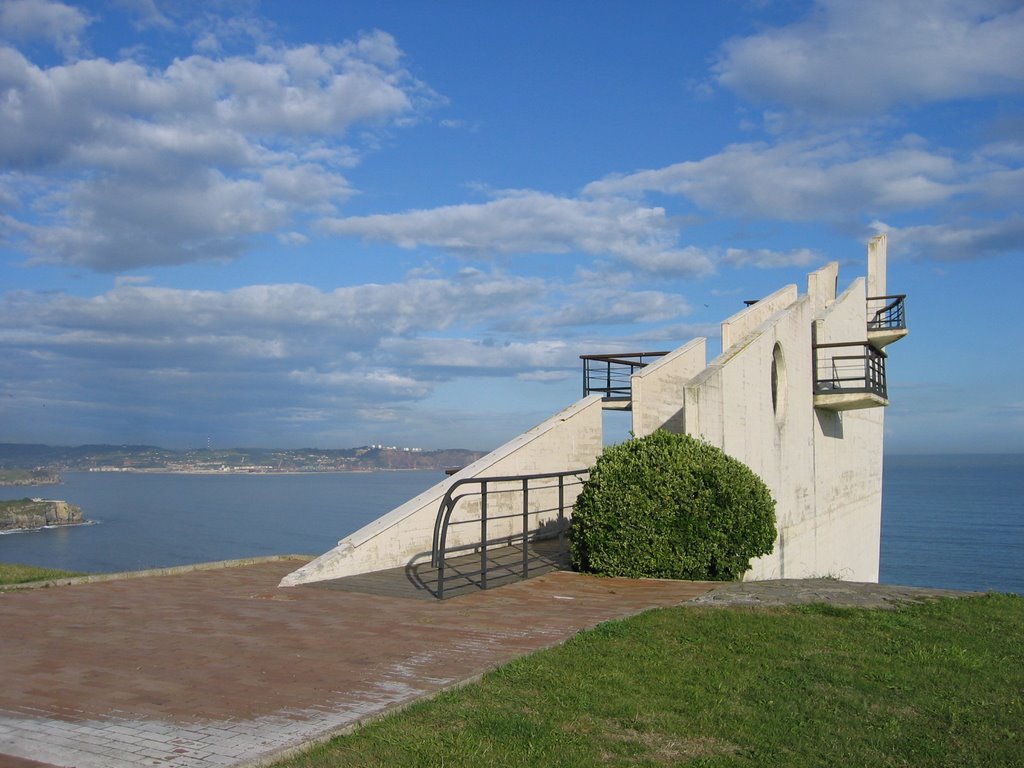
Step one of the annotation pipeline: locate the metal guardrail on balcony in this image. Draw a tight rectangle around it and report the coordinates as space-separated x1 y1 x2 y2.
431 469 589 599
813 342 888 399
580 351 668 404
866 294 907 332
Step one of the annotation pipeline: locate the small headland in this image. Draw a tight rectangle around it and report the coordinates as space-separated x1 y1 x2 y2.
0 498 86 533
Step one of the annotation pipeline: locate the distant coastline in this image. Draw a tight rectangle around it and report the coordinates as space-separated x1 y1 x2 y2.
0 469 61 487
84 467 449 475
1 443 485 477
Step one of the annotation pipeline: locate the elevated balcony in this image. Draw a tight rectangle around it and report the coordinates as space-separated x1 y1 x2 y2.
866 294 908 349
580 351 668 410
813 342 888 411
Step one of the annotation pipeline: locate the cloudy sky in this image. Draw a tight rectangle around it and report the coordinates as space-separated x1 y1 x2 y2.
1 0 1022 453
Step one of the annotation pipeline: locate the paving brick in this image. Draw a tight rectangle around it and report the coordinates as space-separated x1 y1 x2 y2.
0 560 714 767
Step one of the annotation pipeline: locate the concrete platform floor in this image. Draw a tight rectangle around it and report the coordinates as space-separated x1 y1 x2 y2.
0 558 716 768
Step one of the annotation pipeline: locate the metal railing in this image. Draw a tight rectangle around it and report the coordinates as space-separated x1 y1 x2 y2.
431 468 589 599
580 351 668 401
866 294 907 331
813 342 887 399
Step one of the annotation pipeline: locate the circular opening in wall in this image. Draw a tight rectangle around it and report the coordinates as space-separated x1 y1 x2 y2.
771 342 786 423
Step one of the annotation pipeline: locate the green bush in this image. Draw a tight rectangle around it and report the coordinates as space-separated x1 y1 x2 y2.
570 430 776 580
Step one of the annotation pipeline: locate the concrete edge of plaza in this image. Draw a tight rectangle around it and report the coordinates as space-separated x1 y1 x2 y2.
0 554 312 591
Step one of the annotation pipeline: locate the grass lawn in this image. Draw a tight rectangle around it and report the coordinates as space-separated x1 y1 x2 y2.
0 562 83 585
277 594 1022 768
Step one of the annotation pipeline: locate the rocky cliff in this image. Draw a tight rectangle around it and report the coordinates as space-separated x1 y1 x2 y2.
0 499 85 531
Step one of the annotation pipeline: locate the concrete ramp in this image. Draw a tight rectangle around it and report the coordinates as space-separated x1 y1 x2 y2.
281 396 603 587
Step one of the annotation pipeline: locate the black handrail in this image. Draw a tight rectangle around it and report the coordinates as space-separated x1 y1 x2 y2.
866 294 907 331
580 351 669 400
431 468 589 599
813 342 887 399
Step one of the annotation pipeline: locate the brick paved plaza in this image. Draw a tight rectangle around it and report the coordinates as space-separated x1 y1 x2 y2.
0 559 714 767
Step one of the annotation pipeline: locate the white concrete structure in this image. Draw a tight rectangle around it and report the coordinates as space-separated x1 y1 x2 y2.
283 235 904 587
634 239 899 581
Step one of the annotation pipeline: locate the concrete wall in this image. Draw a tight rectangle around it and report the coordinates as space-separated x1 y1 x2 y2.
630 338 706 437
807 276 884 581
721 284 799 350
868 233 887 298
807 261 839 315
280 395 604 586
680 289 819 580
632 258 886 582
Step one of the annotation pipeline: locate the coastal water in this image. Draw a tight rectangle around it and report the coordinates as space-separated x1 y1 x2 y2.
0 470 440 574
1 456 1021 594
879 454 1022 595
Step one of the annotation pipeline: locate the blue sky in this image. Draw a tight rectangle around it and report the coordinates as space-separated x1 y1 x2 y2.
1 0 1022 454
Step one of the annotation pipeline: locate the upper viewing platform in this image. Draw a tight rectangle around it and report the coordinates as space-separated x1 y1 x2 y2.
579 351 668 409
812 341 889 411
866 294 908 348
812 234 906 412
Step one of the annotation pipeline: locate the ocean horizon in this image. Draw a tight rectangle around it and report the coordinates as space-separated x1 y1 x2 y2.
879 452 1022 595
1 454 1020 595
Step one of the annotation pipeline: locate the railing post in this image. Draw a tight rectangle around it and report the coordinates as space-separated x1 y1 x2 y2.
435 494 450 599
437 553 445 600
558 474 565 549
522 478 529 579
480 481 488 590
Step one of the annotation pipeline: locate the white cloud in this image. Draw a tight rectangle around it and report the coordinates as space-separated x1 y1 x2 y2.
506 284 691 334
965 149 1024 202
713 0 1024 114
0 30 436 270
379 337 572 372
0 263 708 444
586 136 961 221
277 230 310 246
0 0 89 58
558 325 717 365
516 370 572 383
874 216 1024 261
721 248 822 269
183 8 277 56
321 190 714 276
288 368 431 398
356 406 404 423
0 273 551 386
112 0 172 31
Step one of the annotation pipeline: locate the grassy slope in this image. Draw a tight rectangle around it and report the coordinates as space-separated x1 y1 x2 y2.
279 594 1023 768
0 563 83 584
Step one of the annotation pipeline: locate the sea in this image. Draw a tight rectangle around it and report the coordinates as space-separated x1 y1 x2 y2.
878 454 1022 594
1 455 1021 594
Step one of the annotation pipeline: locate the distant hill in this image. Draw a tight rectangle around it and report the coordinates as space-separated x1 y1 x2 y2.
0 443 486 474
